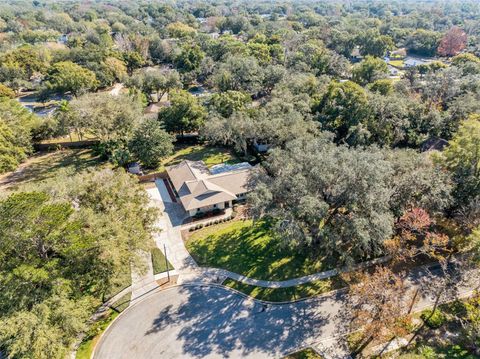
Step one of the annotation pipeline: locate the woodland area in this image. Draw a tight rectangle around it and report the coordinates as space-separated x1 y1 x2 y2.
0 0 479 358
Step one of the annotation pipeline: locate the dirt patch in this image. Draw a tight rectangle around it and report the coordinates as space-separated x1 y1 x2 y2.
156 275 179 288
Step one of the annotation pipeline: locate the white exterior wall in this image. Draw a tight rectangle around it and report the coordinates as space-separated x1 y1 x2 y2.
188 200 231 217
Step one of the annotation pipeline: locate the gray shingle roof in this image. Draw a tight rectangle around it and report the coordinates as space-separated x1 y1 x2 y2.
166 160 252 211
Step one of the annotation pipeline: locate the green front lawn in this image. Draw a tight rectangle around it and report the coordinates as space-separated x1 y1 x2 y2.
153 144 240 173
389 59 405 68
223 276 345 302
185 220 336 281
151 247 174 274
39 132 97 144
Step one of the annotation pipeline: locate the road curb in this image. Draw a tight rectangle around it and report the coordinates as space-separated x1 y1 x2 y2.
90 281 346 359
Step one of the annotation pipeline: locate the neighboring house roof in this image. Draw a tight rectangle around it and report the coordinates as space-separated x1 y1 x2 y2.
421 137 449 152
390 48 407 57
404 57 429 67
351 46 361 58
166 160 252 211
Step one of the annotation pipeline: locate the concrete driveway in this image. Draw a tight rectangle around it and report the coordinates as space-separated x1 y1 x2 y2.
94 285 348 359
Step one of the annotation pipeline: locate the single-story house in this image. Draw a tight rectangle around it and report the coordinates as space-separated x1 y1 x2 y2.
165 160 253 217
389 48 407 59
350 46 363 63
404 57 429 68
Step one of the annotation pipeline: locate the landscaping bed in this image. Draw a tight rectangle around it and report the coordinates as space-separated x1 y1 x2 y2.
151 247 174 274
355 295 480 359
223 276 345 302
284 348 324 359
185 219 336 281
392 297 480 359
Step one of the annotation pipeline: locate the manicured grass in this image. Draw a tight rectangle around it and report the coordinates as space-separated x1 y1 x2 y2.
76 292 131 359
153 144 240 173
76 310 119 359
151 247 174 274
186 220 336 281
223 276 345 302
389 59 404 68
0 149 109 190
284 348 324 359
110 292 132 313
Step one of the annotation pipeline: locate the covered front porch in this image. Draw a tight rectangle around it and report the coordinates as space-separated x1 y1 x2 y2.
187 200 233 217
181 207 234 230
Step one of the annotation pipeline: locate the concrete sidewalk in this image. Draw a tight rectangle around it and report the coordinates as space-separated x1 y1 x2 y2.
131 251 158 302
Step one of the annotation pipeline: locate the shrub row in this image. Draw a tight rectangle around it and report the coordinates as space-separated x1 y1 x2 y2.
188 215 235 232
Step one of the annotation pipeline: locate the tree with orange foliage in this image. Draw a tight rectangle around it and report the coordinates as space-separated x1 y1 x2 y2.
347 266 414 357
438 26 467 57
385 207 450 262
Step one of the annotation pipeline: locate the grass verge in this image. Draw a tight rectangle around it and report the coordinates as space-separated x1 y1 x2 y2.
76 292 132 359
151 247 174 274
284 348 324 359
222 276 345 302
152 144 240 173
186 219 336 281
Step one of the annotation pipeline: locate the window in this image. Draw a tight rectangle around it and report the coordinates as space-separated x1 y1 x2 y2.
196 208 201 212
213 204 217 208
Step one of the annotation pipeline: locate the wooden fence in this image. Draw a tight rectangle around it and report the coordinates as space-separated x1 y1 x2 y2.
138 171 168 183
34 140 99 151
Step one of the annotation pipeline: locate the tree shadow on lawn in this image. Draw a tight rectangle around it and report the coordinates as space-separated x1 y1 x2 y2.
145 285 344 358
188 221 336 281
0 149 106 188
166 145 239 168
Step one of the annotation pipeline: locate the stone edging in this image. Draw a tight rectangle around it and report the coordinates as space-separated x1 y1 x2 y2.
86 272 479 359
90 281 346 359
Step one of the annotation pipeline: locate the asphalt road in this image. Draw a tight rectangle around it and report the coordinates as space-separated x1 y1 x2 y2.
93 261 480 359
94 285 348 359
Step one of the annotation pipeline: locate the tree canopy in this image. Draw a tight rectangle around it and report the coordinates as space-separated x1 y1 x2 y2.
44 61 98 97
0 170 157 358
159 89 206 135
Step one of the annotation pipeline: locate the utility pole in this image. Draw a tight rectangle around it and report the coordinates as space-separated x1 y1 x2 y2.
164 243 170 282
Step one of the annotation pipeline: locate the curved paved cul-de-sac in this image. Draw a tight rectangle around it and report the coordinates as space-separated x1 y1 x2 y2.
94 284 348 359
